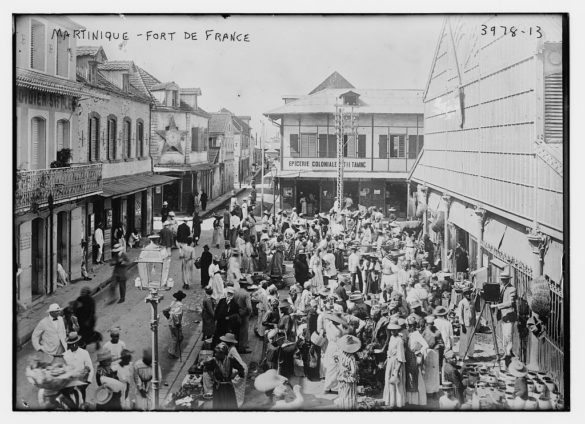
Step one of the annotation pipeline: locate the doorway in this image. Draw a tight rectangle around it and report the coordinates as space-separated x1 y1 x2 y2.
296 179 320 215
344 181 359 208
164 180 180 212
31 217 45 298
56 211 69 275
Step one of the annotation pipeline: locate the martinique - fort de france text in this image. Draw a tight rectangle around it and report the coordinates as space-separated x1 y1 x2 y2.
51 28 251 42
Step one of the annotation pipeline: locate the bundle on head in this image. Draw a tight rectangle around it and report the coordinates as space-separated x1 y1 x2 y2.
527 276 551 320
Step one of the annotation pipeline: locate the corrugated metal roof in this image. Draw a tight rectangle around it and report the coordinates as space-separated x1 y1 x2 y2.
101 174 178 198
16 67 108 100
309 71 355 95
265 88 424 117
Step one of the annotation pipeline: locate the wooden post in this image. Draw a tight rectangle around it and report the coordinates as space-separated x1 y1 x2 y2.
474 206 486 268
442 194 451 271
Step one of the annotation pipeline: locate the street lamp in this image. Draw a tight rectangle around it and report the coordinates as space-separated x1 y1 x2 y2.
134 235 174 410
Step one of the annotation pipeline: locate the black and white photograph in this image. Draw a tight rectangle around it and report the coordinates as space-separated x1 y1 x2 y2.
10 8 571 413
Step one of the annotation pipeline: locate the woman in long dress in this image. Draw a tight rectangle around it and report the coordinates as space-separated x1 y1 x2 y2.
180 237 195 290
383 321 406 408
212 216 223 248
221 334 248 408
335 335 360 410
405 317 429 406
204 343 245 410
422 315 444 398
244 236 257 274
269 236 285 278
309 249 324 293
132 349 161 411
258 236 268 272
208 256 224 301
322 317 343 393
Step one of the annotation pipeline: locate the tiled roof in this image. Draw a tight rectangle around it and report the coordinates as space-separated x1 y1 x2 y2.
151 82 179 91
75 72 150 103
98 60 135 71
209 113 231 133
136 66 161 91
309 71 355 95
265 88 424 117
208 147 220 164
16 67 108 100
181 87 202 95
76 45 102 57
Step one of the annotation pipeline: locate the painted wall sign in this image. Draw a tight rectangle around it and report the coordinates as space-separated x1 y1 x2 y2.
17 87 75 112
285 158 371 171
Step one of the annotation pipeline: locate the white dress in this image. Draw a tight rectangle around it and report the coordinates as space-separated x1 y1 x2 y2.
322 319 342 392
208 263 224 301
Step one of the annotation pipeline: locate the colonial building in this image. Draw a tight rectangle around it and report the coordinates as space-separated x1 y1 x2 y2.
208 111 236 196
264 71 424 215
232 112 253 187
14 16 106 307
408 16 564 386
76 47 177 262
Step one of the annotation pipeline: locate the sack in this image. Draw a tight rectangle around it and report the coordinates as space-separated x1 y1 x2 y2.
195 258 201 269
309 348 319 368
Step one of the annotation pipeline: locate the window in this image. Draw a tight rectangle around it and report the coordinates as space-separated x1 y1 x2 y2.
357 135 366 158
56 34 68 77
290 134 299 157
107 116 117 160
318 134 328 158
408 134 424 159
327 135 336 158
88 114 100 162
300 133 316 157
172 90 178 107
378 135 388 159
56 119 70 151
30 20 45 71
390 134 405 158
31 117 46 169
202 128 208 151
191 127 200 151
122 74 130 92
136 120 144 157
123 119 132 158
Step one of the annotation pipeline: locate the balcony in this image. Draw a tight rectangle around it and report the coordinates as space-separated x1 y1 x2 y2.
15 163 103 213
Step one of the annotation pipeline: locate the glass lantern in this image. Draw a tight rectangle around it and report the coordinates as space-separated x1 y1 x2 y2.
135 235 173 291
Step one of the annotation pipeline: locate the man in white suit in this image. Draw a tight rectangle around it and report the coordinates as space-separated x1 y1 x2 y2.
32 303 67 356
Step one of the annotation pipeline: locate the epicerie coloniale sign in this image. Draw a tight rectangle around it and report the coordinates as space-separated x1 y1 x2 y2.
286 159 370 171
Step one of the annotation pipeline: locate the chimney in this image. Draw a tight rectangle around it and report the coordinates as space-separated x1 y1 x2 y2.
282 95 300 104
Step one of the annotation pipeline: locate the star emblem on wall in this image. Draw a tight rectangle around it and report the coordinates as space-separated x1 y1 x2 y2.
156 116 188 155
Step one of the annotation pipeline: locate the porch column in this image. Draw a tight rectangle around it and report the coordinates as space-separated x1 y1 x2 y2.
526 227 548 370
406 183 411 220
420 185 428 236
442 193 452 271
474 206 486 268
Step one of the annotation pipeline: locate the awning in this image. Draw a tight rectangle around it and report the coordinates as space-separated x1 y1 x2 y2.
483 217 507 248
448 201 478 237
154 163 215 174
499 225 535 268
101 174 178 198
543 240 564 283
427 191 442 212
16 67 109 100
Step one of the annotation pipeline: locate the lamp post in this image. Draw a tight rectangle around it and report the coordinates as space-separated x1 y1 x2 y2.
134 235 174 410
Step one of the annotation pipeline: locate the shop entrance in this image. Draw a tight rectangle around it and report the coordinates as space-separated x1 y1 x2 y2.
164 180 181 212
385 182 407 218
56 211 69 274
31 217 45 298
344 181 359 208
296 180 320 215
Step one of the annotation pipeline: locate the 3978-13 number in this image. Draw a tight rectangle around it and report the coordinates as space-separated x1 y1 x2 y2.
480 25 542 38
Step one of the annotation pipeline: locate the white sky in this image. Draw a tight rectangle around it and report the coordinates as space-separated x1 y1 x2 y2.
69 15 443 142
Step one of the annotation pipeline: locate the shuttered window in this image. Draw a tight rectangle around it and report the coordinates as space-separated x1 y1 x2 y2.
137 121 144 157
31 117 46 169
343 134 356 158
300 133 316 157
191 127 200 151
318 134 328 158
56 119 70 151
290 134 299 157
390 134 405 158
107 117 117 160
378 135 388 158
202 128 208 151
408 135 418 159
327 135 336 158
89 116 100 162
544 73 563 143
357 134 366 158
30 20 45 71
124 119 132 158
56 34 68 77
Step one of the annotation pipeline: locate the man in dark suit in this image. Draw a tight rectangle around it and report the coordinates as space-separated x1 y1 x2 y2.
334 279 350 312
234 284 253 354
213 286 240 346
223 207 231 241
200 245 214 288
176 218 191 248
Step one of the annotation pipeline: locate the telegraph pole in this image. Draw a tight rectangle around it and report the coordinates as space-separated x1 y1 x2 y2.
261 121 265 214
335 105 344 209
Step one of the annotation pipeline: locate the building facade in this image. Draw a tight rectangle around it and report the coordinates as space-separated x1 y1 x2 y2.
232 113 252 187
408 16 565 387
265 72 424 216
76 48 176 262
15 16 106 307
208 111 236 196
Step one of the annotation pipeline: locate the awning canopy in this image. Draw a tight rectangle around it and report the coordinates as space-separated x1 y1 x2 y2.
427 191 442 212
543 240 564 283
101 174 178 198
483 217 507 249
154 163 215 174
499 225 535 268
449 201 479 238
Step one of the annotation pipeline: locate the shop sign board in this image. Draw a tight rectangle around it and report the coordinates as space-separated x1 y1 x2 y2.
285 158 371 171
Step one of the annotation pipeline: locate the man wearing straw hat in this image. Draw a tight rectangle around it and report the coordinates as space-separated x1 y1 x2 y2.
490 269 518 369
32 303 67 357
63 331 93 404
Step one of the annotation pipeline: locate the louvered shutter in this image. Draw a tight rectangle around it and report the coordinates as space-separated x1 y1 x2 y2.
327 135 336 158
307 134 317 157
30 21 45 71
408 135 418 159
379 135 388 159
398 135 405 158
357 135 366 158
191 127 199 151
137 122 144 157
318 134 328 157
544 73 562 143
90 117 99 161
57 120 64 151
32 118 43 169
124 120 131 157
56 36 68 77
290 134 299 157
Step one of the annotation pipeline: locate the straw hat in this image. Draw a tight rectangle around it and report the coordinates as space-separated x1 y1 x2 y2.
387 319 401 331
47 303 61 313
95 386 113 405
97 351 113 363
66 331 81 344
310 332 326 347
337 335 361 354
254 369 287 392
508 359 528 377
433 306 448 316
219 333 238 345
500 269 512 280
322 313 348 326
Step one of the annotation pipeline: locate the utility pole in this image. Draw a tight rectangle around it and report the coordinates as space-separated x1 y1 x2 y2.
261 121 265 214
335 103 358 210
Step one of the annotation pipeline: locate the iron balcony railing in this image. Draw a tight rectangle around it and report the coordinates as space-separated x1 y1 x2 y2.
15 163 103 213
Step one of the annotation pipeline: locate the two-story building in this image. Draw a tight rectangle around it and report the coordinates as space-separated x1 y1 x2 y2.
76 48 177 262
232 112 253 187
14 16 107 307
208 111 236 196
408 16 565 390
264 71 424 215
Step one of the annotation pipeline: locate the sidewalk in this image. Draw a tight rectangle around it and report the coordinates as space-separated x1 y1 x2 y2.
15 248 141 348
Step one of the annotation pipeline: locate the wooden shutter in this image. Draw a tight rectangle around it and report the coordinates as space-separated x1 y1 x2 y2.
90 117 99 161
56 120 69 151
191 127 199 151
290 134 299 157
379 135 388 159
307 133 317 157
31 117 45 169
137 122 144 157
544 73 563 143
398 135 405 158
408 135 418 159
108 119 116 160
318 134 328 157
56 35 68 77
124 120 131 157
327 135 336 158
357 134 366 158
300 134 311 157
30 20 45 71
346 134 356 158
